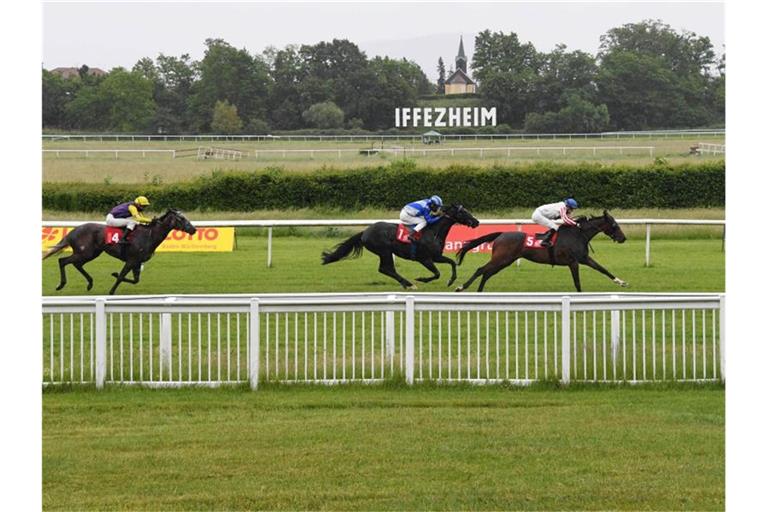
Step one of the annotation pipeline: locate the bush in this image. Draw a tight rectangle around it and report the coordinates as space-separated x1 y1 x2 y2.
43 160 724 212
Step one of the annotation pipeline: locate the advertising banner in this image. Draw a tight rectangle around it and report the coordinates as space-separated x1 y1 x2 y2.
42 226 235 252
444 224 547 253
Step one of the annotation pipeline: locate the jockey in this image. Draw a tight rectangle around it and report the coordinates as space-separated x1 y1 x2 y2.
532 198 579 247
400 195 444 241
106 196 152 243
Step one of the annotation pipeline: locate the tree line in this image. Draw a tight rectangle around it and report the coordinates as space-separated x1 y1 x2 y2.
42 20 724 134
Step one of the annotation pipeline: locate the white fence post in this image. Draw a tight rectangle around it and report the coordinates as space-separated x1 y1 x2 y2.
160 297 174 380
95 298 106 389
267 227 273 268
249 298 260 390
645 223 651 267
611 295 620 368
386 295 396 366
405 295 415 385
719 294 726 382
561 296 571 384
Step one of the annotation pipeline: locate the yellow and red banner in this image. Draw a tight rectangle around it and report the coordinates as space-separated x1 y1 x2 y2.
42 226 235 252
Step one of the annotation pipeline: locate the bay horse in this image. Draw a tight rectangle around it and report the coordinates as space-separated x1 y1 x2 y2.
321 204 480 289
455 210 628 292
43 209 196 295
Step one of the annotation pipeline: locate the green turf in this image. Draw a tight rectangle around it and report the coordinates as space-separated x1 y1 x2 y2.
42 235 724 295
42 385 724 511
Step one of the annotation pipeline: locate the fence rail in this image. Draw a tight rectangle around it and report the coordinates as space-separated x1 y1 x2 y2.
42 149 176 158
42 293 725 389
42 218 726 268
698 142 726 155
42 130 725 143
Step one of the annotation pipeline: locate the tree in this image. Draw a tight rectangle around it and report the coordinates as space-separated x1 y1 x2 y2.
188 38 271 132
42 69 78 128
302 101 344 128
211 99 243 133
525 94 610 133
436 57 446 94
596 19 720 129
534 45 599 113
471 30 543 126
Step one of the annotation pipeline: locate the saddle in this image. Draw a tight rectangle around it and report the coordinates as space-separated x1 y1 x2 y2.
105 226 129 245
525 232 558 249
396 224 422 244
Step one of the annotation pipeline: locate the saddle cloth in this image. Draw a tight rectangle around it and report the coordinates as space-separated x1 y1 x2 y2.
104 226 126 245
396 224 422 244
524 232 558 249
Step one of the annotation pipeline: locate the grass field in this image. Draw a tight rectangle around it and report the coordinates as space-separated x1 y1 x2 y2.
42 135 725 182
42 234 724 295
43 384 724 510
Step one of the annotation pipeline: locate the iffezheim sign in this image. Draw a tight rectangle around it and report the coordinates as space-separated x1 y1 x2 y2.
394 107 497 128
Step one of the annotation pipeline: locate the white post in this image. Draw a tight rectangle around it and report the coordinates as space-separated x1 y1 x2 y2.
561 296 571 384
516 224 523 266
405 295 415 385
160 297 174 381
95 298 106 389
386 295 396 367
719 295 725 382
249 299 260 390
611 295 620 367
645 223 651 267
267 227 273 268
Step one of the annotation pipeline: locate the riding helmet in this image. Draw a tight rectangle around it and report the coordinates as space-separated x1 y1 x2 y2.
565 198 578 209
135 196 151 206
429 195 443 207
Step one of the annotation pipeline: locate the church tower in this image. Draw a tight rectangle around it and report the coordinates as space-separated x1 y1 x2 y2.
456 36 467 74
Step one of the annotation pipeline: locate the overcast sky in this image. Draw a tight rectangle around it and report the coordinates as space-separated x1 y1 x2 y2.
42 1 725 81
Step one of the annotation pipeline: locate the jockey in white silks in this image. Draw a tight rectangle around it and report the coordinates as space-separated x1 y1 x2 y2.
531 198 579 247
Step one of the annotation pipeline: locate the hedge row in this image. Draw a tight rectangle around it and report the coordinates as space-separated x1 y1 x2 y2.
43 160 725 212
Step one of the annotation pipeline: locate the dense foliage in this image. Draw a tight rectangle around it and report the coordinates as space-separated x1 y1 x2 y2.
42 20 724 134
43 160 724 212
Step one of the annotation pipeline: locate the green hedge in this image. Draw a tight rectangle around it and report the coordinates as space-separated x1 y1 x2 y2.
43 160 724 212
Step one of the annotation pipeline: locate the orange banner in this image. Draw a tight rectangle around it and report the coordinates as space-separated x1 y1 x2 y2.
42 226 235 252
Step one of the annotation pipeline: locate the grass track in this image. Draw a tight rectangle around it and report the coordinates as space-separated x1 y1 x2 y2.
43 385 724 511
43 235 724 295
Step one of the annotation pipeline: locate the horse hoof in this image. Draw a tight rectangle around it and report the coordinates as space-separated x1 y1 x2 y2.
86 282 93 291
406 284 418 290
111 272 119 279
55 284 65 291
415 277 428 283
614 278 628 287
455 286 464 292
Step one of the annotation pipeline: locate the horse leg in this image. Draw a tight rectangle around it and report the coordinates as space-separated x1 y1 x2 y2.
432 254 457 286
108 262 135 295
415 259 440 283
457 246 520 292
477 259 517 292
112 265 142 285
583 256 628 287
73 262 94 291
55 255 71 291
568 261 582 292
378 253 415 289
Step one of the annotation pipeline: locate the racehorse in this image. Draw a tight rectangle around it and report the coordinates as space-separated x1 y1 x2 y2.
454 210 628 292
43 209 196 295
321 204 480 289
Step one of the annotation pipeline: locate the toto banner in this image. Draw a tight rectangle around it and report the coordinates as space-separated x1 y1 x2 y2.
42 226 235 252
444 224 547 253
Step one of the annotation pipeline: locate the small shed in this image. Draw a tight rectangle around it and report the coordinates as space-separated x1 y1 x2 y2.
422 130 442 145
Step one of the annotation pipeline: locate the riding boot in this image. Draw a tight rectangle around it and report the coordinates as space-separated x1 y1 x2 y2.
409 238 418 259
540 229 556 247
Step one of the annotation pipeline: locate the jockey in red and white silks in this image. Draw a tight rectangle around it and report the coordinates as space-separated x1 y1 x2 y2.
532 198 579 247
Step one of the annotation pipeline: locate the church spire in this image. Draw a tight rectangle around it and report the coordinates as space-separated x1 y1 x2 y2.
456 36 467 73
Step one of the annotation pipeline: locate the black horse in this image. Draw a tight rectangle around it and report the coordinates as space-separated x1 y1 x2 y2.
321 204 480 289
43 209 196 295
455 210 628 292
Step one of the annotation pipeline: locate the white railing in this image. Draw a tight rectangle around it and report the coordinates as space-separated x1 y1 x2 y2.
698 142 726 155
42 293 725 389
248 146 655 158
42 149 176 159
42 218 726 268
41 129 725 143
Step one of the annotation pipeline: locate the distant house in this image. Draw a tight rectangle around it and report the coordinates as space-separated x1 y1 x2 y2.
444 37 476 95
50 66 107 80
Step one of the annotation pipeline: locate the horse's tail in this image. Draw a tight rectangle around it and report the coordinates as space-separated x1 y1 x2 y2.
42 239 69 260
456 232 503 265
321 232 365 265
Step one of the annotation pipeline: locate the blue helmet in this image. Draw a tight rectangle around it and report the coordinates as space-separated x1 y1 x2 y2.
565 198 578 209
429 195 443 207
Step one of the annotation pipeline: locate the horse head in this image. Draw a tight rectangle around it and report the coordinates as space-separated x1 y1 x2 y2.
598 210 626 243
158 208 197 235
443 204 480 228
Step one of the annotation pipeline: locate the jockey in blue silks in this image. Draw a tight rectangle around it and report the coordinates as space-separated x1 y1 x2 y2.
399 195 444 257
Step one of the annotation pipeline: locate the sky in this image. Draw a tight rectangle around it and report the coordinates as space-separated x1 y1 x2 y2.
42 1 725 81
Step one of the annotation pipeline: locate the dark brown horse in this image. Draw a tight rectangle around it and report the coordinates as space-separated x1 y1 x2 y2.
43 209 196 295
455 210 628 292
321 204 479 289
